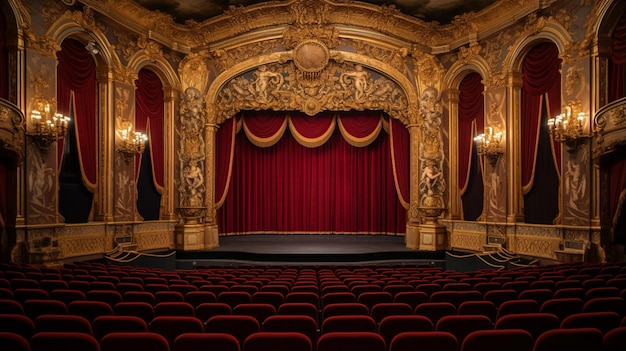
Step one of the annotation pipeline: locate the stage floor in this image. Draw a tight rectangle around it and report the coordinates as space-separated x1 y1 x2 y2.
176 234 445 268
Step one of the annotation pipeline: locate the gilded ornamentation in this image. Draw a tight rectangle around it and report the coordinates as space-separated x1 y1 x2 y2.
23 30 60 57
417 87 446 215
178 87 206 216
565 66 582 97
214 60 409 123
210 41 279 73
0 100 25 163
225 5 253 35
351 40 409 74
137 35 164 63
283 25 339 50
290 0 329 26
70 7 105 34
26 151 56 224
179 52 210 95
609 105 626 126
40 0 66 29
457 42 483 65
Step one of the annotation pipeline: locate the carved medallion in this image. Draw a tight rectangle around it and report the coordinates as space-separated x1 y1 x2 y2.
293 40 329 74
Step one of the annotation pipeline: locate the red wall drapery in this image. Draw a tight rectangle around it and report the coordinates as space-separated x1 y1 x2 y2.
216 111 408 235
0 10 8 100
134 68 165 190
458 72 484 194
56 39 98 191
610 11 626 103
521 42 562 193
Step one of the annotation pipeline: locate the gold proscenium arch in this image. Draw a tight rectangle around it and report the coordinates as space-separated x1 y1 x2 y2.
205 41 419 126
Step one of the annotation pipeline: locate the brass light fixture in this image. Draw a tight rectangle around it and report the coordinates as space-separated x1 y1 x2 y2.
27 96 70 154
474 126 504 168
117 122 148 163
547 106 588 153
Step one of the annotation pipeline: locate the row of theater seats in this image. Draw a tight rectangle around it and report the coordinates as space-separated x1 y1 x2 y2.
1 260 626 351
1 310 626 351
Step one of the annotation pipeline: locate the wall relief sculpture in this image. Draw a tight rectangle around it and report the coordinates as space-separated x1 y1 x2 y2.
214 40 409 124
177 87 206 222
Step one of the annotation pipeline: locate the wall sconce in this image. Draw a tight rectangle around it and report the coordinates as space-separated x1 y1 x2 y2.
85 40 99 55
474 126 504 168
27 96 70 154
117 123 148 163
547 106 588 153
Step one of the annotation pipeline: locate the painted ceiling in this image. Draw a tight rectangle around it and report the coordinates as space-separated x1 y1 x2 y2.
131 0 500 25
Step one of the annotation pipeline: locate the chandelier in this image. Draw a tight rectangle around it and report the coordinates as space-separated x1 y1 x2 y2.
27 96 70 154
117 123 148 163
474 126 504 168
547 106 587 153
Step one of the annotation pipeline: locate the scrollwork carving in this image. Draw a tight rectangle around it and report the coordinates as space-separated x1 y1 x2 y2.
214 59 409 124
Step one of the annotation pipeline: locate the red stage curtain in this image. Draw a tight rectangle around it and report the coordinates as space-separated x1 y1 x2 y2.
389 117 409 209
56 38 97 191
610 11 626 102
458 72 484 194
337 111 383 147
289 112 335 147
215 117 236 207
243 111 288 147
217 111 406 235
0 10 8 99
521 42 562 193
134 68 164 191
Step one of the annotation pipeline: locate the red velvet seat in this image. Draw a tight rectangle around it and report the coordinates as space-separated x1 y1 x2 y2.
435 315 492 346
30 331 100 351
244 331 312 351
233 303 277 324
560 311 622 334
92 315 148 340
100 332 169 351
495 299 539 320
457 300 497 322
173 333 240 351
460 329 533 351
0 331 30 351
321 315 376 334
34 314 93 335
494 313 560 341
149 315 204 348
602 326 626 351
532 327 602 351
0 314 36 339
318 332 385 351
414 302 456 325
205 315 260 346
389 331 457 351
262 315 318 346
68 300 114 322
378 315 433 347
370 303 412 324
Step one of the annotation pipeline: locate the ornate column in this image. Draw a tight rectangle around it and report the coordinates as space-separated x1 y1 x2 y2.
416 88 448 251
506 71 525 223
161 87 177 220
203 120 219 249
446 89 462 220
94 66 114 222
174 87 213 250
405 119 421 249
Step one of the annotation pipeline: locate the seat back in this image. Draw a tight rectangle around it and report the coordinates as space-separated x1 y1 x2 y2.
92 315 148 340
321 315 376 334
149 315 204 348
389 331 457 351
173 332 240 351
205 315 260 346
532 327 602 351
560 311 622 334
317 332 385 351
435 315 492 346
243 331 312 351
378 315 433 347
30 331 100 351
262 315 318 345
34 314 93 335
100 332 169 351
460 329 532 351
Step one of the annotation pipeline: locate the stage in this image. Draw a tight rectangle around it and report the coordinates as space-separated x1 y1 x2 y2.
175 234 445 268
